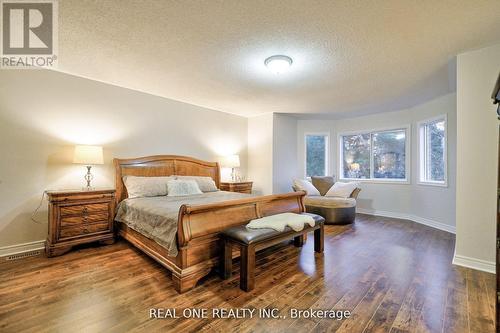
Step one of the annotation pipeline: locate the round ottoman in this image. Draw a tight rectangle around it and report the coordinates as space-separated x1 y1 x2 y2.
304 196 357 225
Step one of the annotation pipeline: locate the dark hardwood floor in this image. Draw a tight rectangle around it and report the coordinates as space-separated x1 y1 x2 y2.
0 214 495 332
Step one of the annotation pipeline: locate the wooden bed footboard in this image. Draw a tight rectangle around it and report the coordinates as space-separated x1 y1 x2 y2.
178 191 306 247
173 191 306 292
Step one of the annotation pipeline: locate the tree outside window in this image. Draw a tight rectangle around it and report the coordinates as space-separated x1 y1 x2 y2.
306 134 328 177
419 117 446 185
340 128 408 181
341 134 370 179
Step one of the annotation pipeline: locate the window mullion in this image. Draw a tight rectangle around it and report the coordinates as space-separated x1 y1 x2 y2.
370 132 374 180
424 126 428 181
423 126 427 181
324 135 328 176
428 125 432 181
419 126 423 182
425 126 429 181
339 136 343 179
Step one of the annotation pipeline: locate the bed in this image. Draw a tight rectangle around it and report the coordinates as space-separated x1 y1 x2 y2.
114 155 306 293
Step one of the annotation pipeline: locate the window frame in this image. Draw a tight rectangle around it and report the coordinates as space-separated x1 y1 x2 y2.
337 125 411 184
304 132 330 178
417 114 448 187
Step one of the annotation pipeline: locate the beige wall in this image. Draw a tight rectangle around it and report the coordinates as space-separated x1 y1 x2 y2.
0 70 248 248
455 43 500 269
247 113 274 195
296 93 457 231
272 114 299 193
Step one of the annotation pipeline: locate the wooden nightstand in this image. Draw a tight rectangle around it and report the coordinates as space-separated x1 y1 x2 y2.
45 189 116 257
220 181 253 194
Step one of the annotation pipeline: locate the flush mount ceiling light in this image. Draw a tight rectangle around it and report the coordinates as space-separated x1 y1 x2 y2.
264 55 293 74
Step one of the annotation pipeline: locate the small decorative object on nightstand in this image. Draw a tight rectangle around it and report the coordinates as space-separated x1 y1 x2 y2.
220 181 253 194
45 189 115 257
73 145 104 190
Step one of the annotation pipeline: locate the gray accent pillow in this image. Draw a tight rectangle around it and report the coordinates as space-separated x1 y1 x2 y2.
167 179 203 196
123 176 174 198
311 176 335 196
176 176 218 192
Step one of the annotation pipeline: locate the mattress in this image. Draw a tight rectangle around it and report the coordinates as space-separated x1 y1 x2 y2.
115 191 251 256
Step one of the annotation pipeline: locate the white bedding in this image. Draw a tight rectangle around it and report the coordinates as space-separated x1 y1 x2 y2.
247 212 315 232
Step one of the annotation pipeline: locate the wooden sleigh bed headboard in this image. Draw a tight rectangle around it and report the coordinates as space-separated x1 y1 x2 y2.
113 155 220 206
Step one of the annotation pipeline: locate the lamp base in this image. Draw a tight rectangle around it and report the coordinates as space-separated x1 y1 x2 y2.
84 165 94 190
231 167 240 182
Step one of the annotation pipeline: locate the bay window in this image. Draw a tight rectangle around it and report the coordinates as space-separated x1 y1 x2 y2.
339 127 409 182
418 116 447 186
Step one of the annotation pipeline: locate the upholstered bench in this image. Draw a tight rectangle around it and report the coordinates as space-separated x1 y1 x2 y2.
220 213 324 291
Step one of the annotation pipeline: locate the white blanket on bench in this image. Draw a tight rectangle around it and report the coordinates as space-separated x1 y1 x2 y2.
247 213 315 232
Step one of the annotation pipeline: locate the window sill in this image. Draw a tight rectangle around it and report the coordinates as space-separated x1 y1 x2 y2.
338 178 410 185
417 181 448 188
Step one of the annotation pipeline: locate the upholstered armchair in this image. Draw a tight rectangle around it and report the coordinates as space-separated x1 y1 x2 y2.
292 176 361 224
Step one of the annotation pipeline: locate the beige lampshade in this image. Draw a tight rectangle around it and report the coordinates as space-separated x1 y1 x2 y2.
219 154 240 168
73 145 104 165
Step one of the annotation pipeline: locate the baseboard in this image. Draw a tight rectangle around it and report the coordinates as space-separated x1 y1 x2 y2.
0 240 46 257
356 208 456 234
452 254 496 274
410 215 456 234
356 209 496 273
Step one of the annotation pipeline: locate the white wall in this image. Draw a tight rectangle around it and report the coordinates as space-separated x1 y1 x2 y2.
455 43 500 271
272 114 298 193
411 95 457 229
0 70 248 248
247 113 274 195
296 93 457 231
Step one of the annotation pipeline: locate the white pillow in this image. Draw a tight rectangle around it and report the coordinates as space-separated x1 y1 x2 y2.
293 179 320 196
123 176 173 198
176 176 218 192
325 182 359 198
167 179 203 197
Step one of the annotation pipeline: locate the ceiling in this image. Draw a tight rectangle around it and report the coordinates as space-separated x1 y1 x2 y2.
58 0 500 117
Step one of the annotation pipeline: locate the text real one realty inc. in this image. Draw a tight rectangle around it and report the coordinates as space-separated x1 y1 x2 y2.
149 308 351 320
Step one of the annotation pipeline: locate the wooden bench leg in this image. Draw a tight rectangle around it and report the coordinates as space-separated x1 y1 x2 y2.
240 244 255 291
294 235 305 247
221 239 232 280
314 224 324 253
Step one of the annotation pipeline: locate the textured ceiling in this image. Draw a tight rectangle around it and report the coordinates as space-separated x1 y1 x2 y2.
58 0 500 117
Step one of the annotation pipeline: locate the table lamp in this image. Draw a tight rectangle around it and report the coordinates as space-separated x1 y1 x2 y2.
219 155 240 182
73 145 104 190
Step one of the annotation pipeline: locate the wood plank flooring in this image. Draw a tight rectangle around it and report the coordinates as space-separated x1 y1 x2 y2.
0 214 495 332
